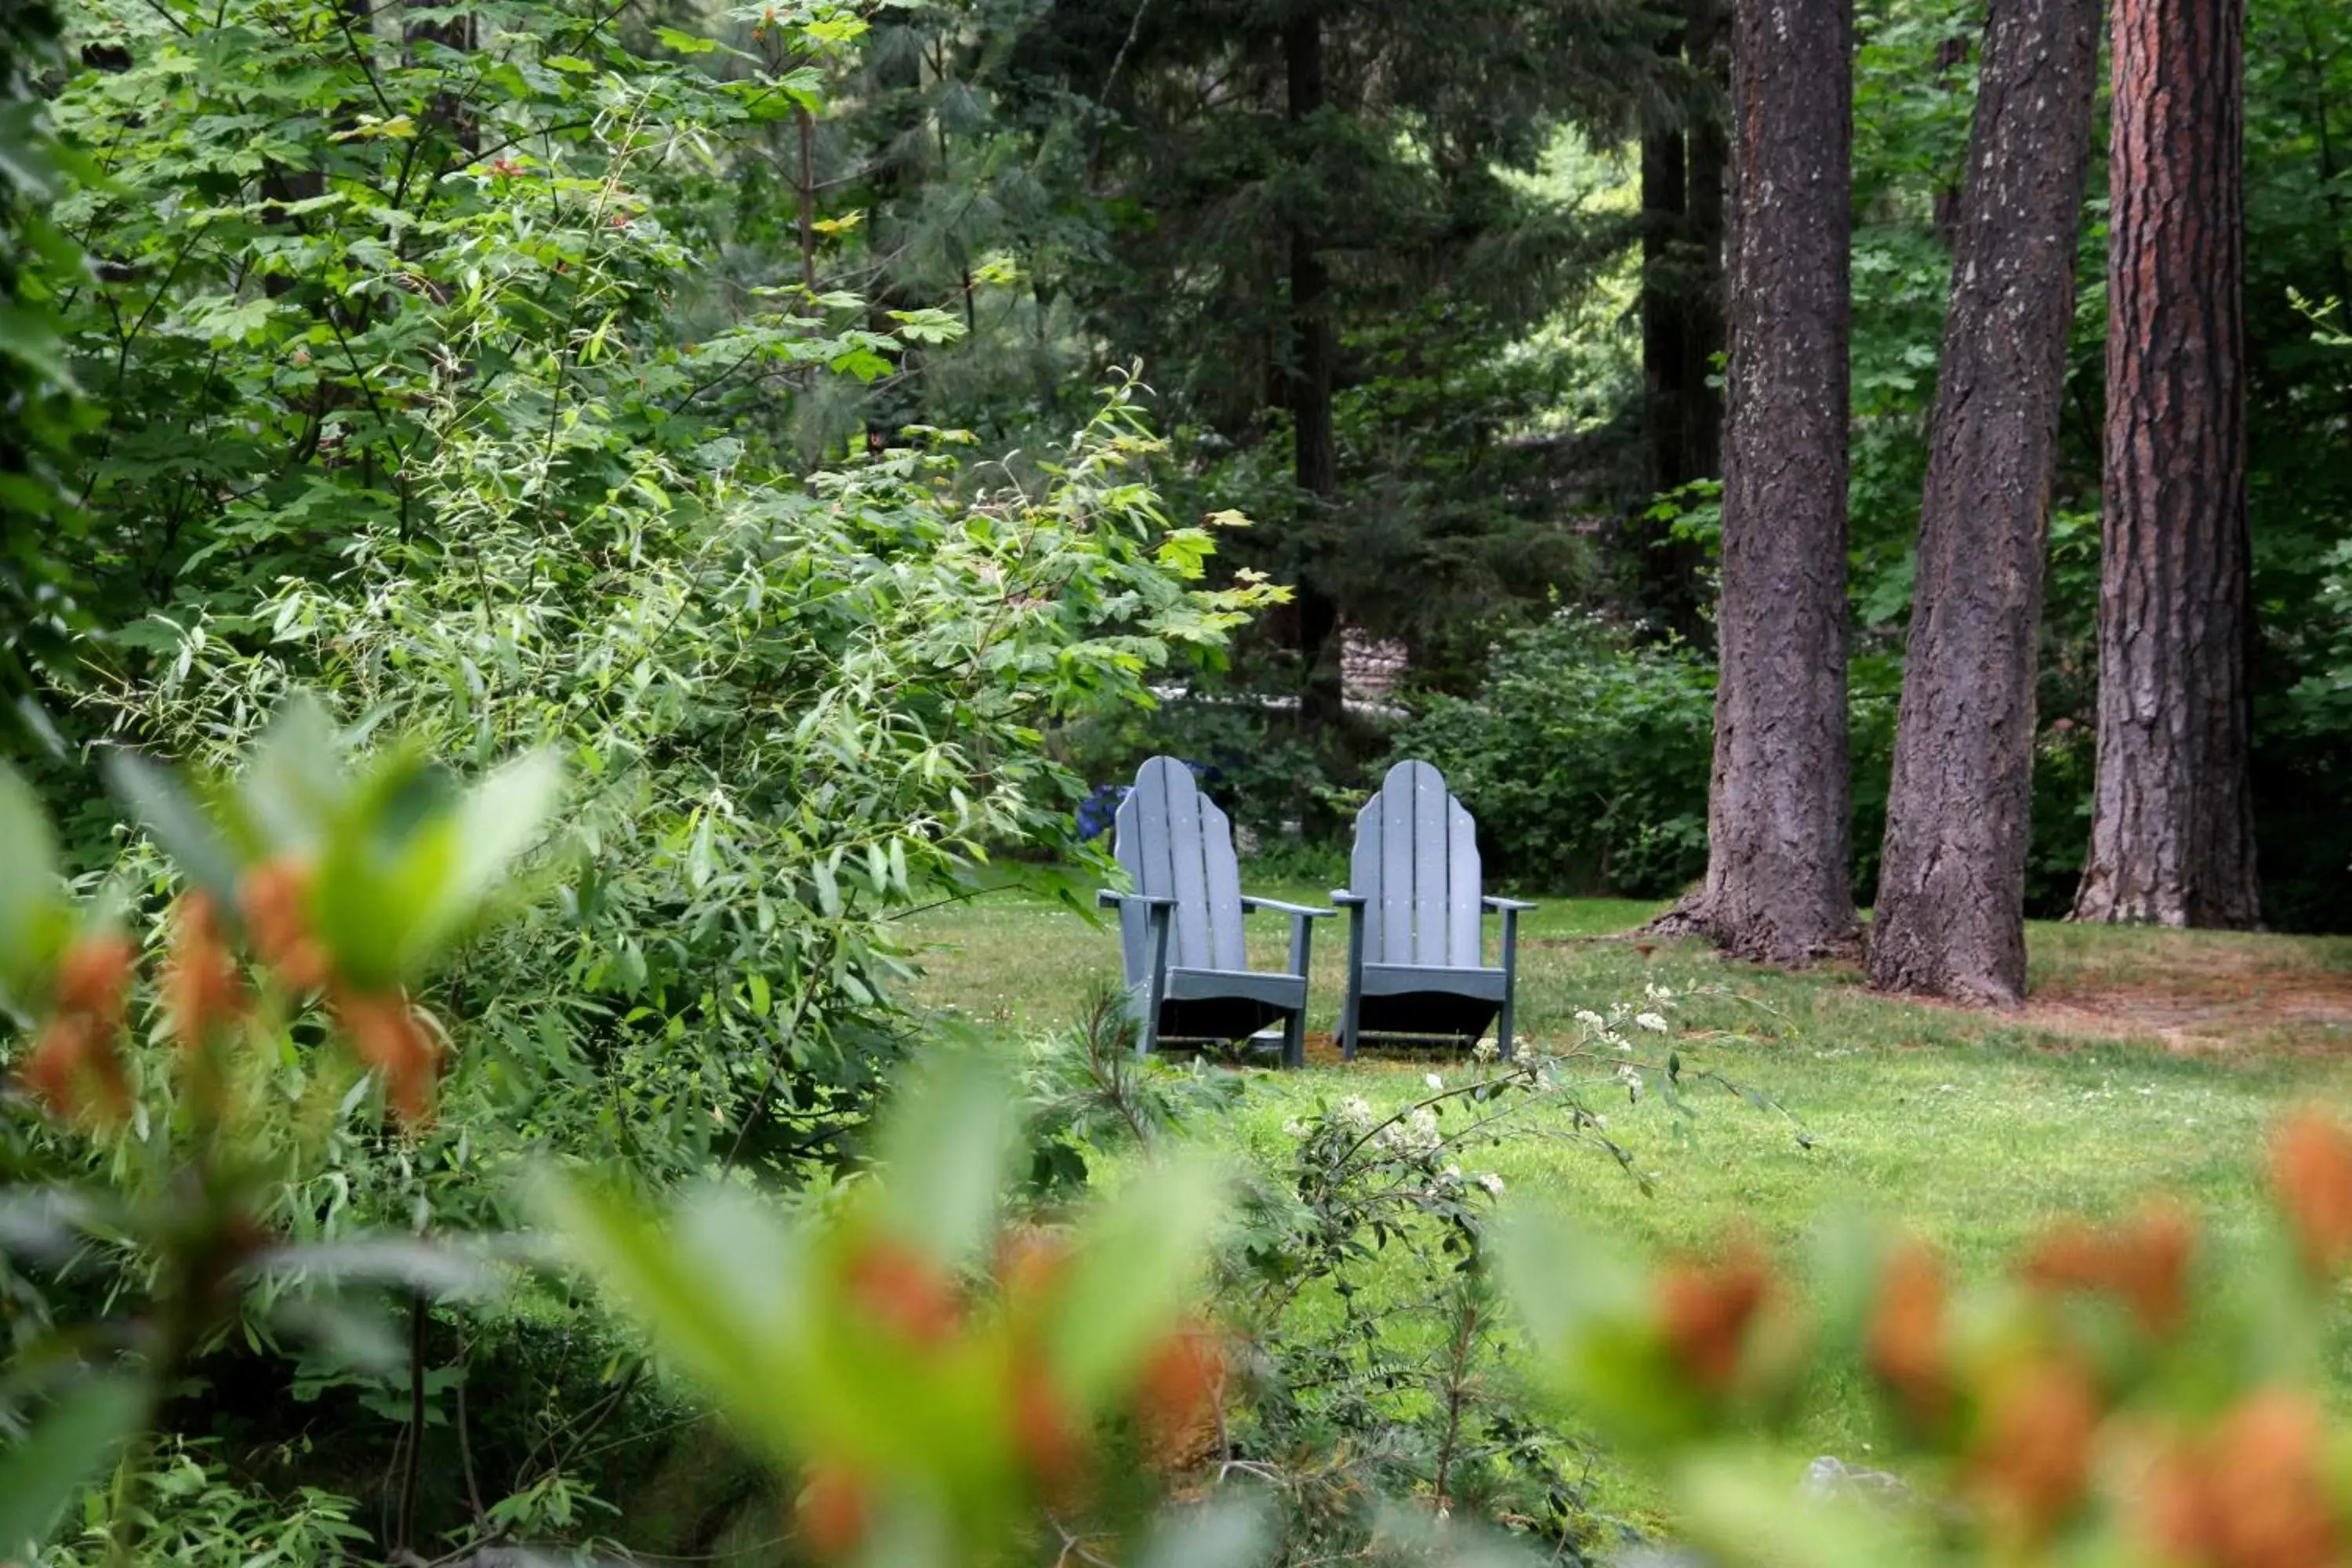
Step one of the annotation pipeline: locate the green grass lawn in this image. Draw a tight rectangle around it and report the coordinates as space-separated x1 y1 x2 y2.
898 869 2352 1503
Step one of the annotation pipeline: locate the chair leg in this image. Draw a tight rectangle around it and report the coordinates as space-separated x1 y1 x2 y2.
1339 904 1367 1062
1284 911 1316 1070
1140 903 1172 1058
1496 908 1520 1062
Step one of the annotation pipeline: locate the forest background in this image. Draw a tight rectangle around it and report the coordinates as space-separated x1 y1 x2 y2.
3 0 2346 934
2 0 2352 1563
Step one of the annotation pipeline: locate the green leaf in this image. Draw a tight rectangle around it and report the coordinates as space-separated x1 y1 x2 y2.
873 1051 1020 1269
238 696 346 860
654 25 719 53
0 764 66 1014
0 1374 147 1559
1132 1495 1275 1568
1672 1450 1934 1568
543 55 595 74
100 750 242 906
1045 1155 1222 1407
399 748 564 967
535 1175 806 1467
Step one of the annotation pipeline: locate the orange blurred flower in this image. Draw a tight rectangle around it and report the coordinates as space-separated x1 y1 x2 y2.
1657 1243 1773 1396
53 931 136 1022
1010 1351 1082 1497
2144 1388 2339 1568
1136 1321 1226 1470
993 1225 1069 1310
18 1011 132 1126
2021 1200 2195 1334
1866 1237 1950 1428
163 892 246 1045
1971 1359 2100 1543
843 1238 962 1347
794 1461 870 1559
238 858 332 993
2269 1114 2352 1276
332 989 440 1127
18 931 138 1125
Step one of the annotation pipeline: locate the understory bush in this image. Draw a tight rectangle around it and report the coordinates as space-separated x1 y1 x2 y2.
1393 614 1720 897
1398 614 2107 912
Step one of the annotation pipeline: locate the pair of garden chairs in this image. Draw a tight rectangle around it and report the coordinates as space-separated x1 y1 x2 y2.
1098 757 1535 1068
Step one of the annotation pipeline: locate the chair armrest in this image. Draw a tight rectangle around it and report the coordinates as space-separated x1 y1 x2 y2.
1331 890 1368 908
1482 895 1538 913
1098 889 1178 909
1241 895 1335 920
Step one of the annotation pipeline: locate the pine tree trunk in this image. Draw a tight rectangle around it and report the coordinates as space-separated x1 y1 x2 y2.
1867 0 2105 1004
1284 9 1344 737
2071 0 2261 927
1662 0 1857 964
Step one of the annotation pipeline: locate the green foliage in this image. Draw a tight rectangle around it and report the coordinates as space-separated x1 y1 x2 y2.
1017 984 1244 1197
1054 675 1355 851
0 705 557 1561
0 0 92 703
1392 613 1718 897
94 378 1271 1208
1213 990 1803 1563
1395 616 1925 906
42 1442 368 1568
543 1051 1229 1568
40 0 930 646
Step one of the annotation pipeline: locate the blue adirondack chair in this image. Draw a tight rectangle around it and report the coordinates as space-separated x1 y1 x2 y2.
1333 760 1536 1059
1098 757 1334 1065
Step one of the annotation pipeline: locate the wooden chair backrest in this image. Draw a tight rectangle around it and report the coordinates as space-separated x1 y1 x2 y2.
1347 760 1484 967
1112 757 1247 978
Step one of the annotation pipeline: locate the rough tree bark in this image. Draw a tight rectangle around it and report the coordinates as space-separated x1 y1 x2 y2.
2071 0 2262 927
1867 0 2105 1004
1657 0 1857 964
1284 7 1345 738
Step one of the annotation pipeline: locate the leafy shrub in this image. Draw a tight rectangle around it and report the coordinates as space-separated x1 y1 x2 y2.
41 1443 368 1568
1393 613 1718 897
88 378 1270 1203
0 706 560 1562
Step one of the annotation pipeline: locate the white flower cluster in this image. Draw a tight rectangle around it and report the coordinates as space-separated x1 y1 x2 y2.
1567 985 1682 1053
1439 1163 1506 1198
1376 1105 1443 1157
